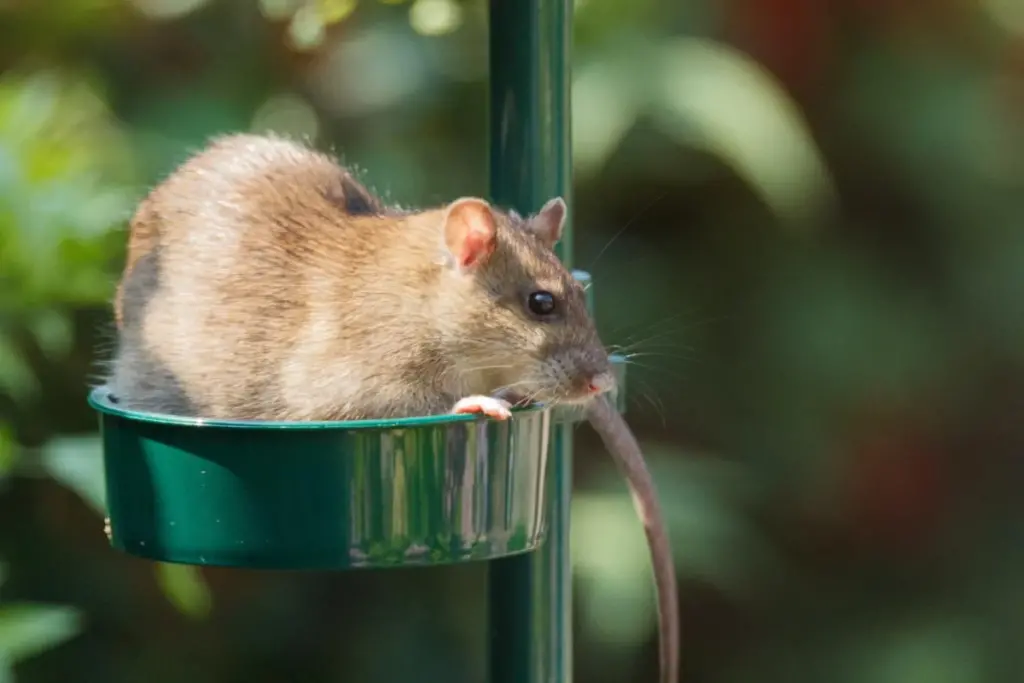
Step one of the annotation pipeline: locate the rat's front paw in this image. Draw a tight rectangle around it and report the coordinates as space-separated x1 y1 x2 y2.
103 516 112 541
452 395 513 420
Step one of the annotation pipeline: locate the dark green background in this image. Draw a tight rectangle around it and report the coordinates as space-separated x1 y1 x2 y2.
2 0 1024 682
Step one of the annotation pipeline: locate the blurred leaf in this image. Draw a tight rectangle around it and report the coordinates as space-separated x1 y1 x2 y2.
26 310 73 361
259 0 303 20
843 617 983 683
154 564 213 620
40 436 105 515
0 427 16 480
0 0 122 50
317 0 358 24
127 0 213 21
653 37 836 231
0 603 81 664
0 335 37 403
0 68 134 310
288 4 327 50
572 52 644 179
573 492 657 649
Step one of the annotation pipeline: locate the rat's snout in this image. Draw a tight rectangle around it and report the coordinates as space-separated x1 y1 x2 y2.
535 341 614 404
562 351 615 403
585 369 616 396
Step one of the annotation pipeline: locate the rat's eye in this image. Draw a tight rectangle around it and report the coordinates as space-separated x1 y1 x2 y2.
527 290 557 318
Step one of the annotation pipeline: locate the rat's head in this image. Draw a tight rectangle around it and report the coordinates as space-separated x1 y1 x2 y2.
434 196 614 407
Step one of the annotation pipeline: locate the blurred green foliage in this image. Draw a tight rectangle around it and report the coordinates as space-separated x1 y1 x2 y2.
2 0 1024 681
0 562 82 681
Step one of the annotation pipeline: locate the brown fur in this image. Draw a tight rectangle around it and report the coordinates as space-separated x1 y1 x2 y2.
106 133 611 420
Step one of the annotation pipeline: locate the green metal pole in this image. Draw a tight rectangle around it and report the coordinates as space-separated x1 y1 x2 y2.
486 0 573 264
487 1 573 682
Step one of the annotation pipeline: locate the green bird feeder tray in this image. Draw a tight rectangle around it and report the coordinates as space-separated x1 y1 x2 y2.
90 387 555 569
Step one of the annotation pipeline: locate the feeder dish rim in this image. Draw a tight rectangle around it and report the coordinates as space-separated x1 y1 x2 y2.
88 387 547 431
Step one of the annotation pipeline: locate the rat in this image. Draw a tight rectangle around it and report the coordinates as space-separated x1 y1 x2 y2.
103 133 679 683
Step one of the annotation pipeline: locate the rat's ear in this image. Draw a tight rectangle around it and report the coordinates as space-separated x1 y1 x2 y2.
443 197 497 270
326 174 383 216
527 197 566 250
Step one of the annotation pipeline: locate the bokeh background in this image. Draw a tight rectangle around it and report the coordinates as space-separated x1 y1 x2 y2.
3 0 1024 681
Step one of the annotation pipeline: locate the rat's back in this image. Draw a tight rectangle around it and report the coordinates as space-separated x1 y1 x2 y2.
108 134 400 419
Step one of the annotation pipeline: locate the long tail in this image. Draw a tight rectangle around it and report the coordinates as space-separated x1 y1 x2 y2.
587 395 680 683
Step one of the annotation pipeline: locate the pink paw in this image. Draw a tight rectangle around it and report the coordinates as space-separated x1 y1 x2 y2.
103 516 112 541
452 395 513 420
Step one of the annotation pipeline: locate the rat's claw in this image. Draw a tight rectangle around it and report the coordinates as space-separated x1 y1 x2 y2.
452 395 513 420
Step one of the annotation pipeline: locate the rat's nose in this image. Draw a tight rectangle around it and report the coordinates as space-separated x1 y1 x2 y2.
586 370 615 396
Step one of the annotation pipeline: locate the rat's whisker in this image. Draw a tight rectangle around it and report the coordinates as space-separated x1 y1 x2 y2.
495 379 534 391
622 351 695 363
624 373 668 426
586 192 667 273
609 309 733 352
515 386 546 407
492 381 534 400
458 362 519 375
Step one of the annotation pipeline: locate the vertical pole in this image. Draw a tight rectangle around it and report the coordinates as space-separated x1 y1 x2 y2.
487 1 573 683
